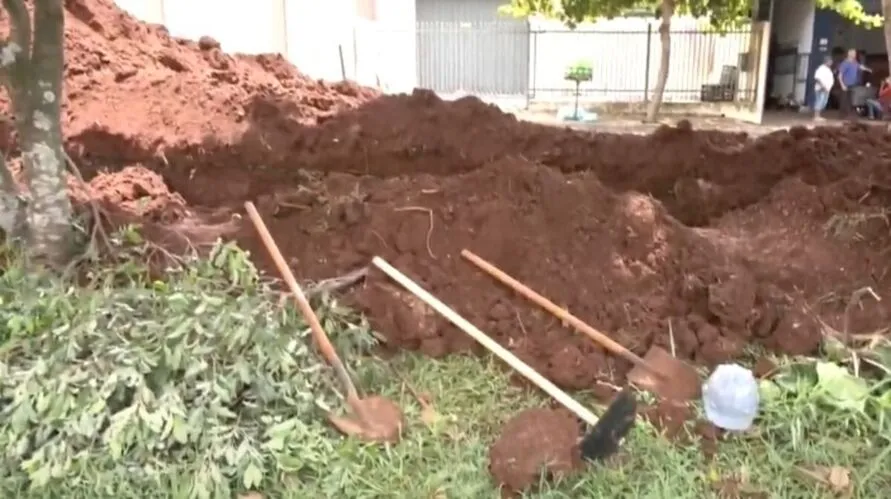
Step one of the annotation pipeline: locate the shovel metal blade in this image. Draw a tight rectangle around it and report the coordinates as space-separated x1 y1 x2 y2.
579 389 637 462
627 347 702 402
328 395 405 444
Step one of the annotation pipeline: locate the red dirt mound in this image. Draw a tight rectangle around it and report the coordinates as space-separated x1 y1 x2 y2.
233 120 891 389
238 156 814 388
80 165 188 222
6 0 889 232
65 166 238 260
0 0 377 186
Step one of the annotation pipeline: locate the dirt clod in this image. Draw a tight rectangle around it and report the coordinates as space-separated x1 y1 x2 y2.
642 401 723 457
641 400 693 440
488 408 583 495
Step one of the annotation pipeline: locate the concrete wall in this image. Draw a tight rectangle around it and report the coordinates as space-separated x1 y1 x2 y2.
285 0 357 82
357 0 416 92
116 0 288 55
114 0 164 24
113 0 416 91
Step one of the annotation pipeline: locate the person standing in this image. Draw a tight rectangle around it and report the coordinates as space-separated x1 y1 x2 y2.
813 56 834 121
838 49 865 118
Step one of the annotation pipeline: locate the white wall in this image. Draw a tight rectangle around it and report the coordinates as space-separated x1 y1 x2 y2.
114 0 416 91
117 0 287 55
114 0 164 24
769 0 814 103
530 16 751 104
286 0 357 82
354 0 417 92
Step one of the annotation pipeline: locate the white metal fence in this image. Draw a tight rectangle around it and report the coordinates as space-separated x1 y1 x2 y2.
528 24 754 104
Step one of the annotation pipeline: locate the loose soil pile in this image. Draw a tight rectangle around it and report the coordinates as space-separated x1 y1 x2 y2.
4 0 891 494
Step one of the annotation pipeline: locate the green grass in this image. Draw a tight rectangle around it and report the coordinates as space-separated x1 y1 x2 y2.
280 350 891 499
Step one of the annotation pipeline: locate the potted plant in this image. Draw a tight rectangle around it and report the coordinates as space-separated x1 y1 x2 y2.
564 59 593 83
562 60 593 121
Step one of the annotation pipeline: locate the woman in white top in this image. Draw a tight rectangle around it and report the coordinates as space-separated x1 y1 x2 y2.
813 56 835 121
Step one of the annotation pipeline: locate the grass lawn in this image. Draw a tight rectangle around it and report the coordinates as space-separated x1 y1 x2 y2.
300 351 890 498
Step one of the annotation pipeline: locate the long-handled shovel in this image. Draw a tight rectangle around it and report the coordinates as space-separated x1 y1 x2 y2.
371 256 637 461
461 249 701 402
244 202 404 443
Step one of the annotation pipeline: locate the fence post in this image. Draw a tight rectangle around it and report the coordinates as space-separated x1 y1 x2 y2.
352 25 359 83
274 0 288 58
525 22 532 109
643 24 652 104
530 30 538 101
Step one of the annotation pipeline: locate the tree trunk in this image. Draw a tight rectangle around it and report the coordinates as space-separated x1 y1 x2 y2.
0 0 73 262
884 0 891 73
24 0 73 263
645 0 674 123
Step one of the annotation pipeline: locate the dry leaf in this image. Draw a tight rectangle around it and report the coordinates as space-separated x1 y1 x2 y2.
421 403 441 426
416 392 442 427
397 377 444 429
794 465 853 497
238 493 264 499
827 466 852 492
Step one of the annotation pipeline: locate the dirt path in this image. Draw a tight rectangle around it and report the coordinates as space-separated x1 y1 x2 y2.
514 109 878 136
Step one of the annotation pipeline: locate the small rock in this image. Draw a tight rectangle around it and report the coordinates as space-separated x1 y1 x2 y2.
198 36 221 51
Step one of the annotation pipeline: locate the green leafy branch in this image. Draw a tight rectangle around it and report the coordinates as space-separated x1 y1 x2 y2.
0 235 377 498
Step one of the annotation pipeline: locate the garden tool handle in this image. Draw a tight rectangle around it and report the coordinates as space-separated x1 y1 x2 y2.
371 256 603 427
461 249 650 369
244 202 359 399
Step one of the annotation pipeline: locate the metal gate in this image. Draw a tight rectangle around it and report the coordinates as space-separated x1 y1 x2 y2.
415 0 530 96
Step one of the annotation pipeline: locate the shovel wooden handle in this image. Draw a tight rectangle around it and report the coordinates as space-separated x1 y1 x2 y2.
244 201 360 400
371 256 603 428
461 249 652 371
